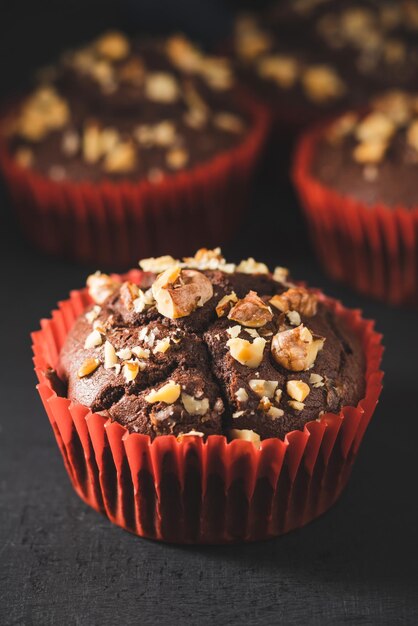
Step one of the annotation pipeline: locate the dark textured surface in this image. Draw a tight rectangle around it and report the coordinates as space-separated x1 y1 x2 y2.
1 3 418 625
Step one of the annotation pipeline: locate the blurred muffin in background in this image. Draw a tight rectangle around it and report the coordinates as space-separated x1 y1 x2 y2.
0 32 270 266
293 89 418 306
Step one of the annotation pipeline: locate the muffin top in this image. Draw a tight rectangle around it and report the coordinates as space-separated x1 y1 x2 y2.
232 1 418 120
310 90 418 208
2 32 249 183
57 248 365 443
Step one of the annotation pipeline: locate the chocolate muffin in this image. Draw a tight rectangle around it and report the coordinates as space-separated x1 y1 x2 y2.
310 90 418 208
3 32 250 183
57 248 365 443
231 0 418 126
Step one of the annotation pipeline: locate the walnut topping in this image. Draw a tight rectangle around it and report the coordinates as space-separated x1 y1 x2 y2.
226 336 266 368
122 361 140 382
248 379 278 398
372 91 412 125
139 255 178 273
353 140 387 164
166 147 189 170
271 325 325 372
152 267 213 319
309 373 324 388
177 430 205 441
234 16 272 60
181 393 210 416
103 141 137 173
258 396 272 412
269 287 318 317
232 410 245 418
228 291 273 328
257 55 299 89
135 121 177 148
229 429 261 445
286 380 310 402
153 337 171 354
275 388 283 403
132 288 154 313
16 86 70 141
287 311 301 327
236 258 269 274
200 57 233 90
325 112 358 144
288 400 305 411
226 325 241 339
235 387 249 403
104 341 118 369
216 293 238 317
85 305 101 324
145 381 181 404
355 111 395 143
145 73 180 103
15 148 34 168
87 271 120 304
131 346 150 359
302 65 345 103
213 112 245 134
166 35 202 72
119 282 140 310
273 266 289 284
78 357 100 378
183 247 235 273
407 119 418 151
116 348 132 360
95 32 130 60
267 407 284 419
84 329 103 349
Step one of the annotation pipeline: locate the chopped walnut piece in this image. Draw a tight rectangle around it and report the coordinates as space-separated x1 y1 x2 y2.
166 147 189 170
152 267 213 319
273 266 289 284
95 32 130 60
139 255 178 273
372 91 411 126
302 65 345 104
83 123 102 164
288 400 305 411
355 111 395 143
16 86 70 141
84 329 103 349
145 381 181 404
85 305 101 324
249 379 278 398
286 380 310 402
177 430 205 441
228 291 273 328
325 112 358 144
226 336 266 368
235 387 249 403
153 337 171 354
226 325 241 339
353 140 387 164
116 348 132 360
104 340 118 369
213 112 244 134
270 287 318 317
309 373 324 388
267 407 284 419
287 311 301 326
103 141 137 173
257 54 299 89
145 73 180 103
229 429 261 445
78 357 100 378
271 324 325 372
216 292 238 317
234 17 272 60
236 257 269 274
166 35 202 72
258 396 272 412
200 57 233 90
181 393 210 416
122 361 140 383
131 346 150 359
119 57 145 85
87 271 120 304
132 288 154 313
119 282 140 310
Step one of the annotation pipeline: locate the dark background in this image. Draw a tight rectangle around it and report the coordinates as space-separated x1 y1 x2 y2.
1 2 418 625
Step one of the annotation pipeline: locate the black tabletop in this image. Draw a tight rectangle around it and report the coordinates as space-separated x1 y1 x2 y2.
1 153 418 625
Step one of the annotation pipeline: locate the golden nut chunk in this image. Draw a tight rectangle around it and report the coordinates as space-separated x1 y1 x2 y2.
325 112 358 144
273 266 289 284
226 336 266 368
177 430 205 441
84 329 103 349
122 361 140 383
78 357 101 378
152 268 213 319
17 87 70 141
200 57 233 90
271 324 325 371
139 255 179 273
372 90 412 125
213 112 245 134
95 32 130 60
229 429 261 445
269 287 318 317
355 111 395 143
119 281 140 310
248 379 278 398
166 35 202 72
257 54 299 89
145 381 181 404
166 147 189 170
216 293 238 317
353 140 387 164
119 57 145 85
286 380 310 402
236 257 269 274
302 65 345 103
87 271 120 304
104 340 118 369
103 141 137 173
145 73 180 103
181 393 210 416
228 291 273 328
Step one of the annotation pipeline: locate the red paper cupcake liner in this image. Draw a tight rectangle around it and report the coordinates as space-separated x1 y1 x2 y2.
31 270 383 543
292 122 418 307
0 94 270 268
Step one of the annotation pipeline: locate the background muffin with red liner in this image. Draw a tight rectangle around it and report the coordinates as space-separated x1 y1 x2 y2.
33 248 383 543
293 89 418 307
0 32 270 267
229 0 418 132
